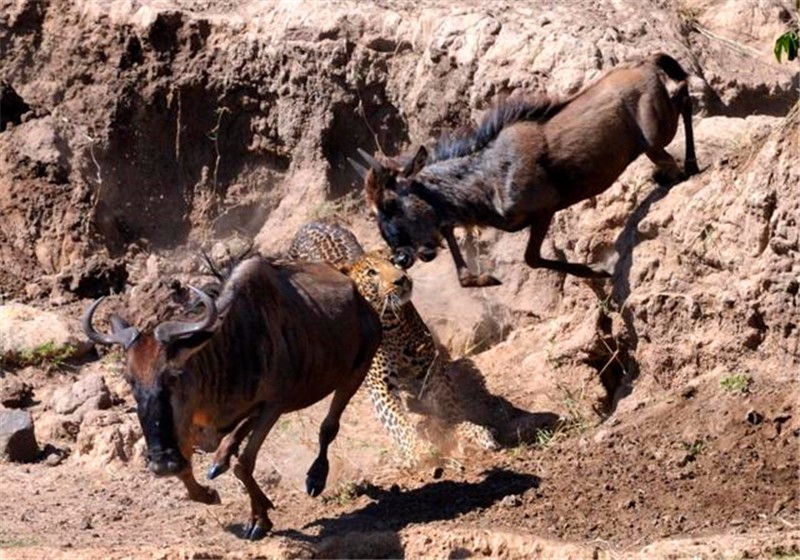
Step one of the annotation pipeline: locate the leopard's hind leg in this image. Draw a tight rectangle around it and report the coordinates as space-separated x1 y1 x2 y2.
418 361 500 452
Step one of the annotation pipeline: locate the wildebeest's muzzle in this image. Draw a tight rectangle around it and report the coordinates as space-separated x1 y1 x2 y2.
392 245 439 269
391 247 416 269
147 447 187 476
134 384 188 476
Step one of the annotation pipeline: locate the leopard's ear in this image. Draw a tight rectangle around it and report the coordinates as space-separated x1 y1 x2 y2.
336 261 354 276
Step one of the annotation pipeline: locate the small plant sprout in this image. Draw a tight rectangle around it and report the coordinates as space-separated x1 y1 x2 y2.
720 373 752 394
683 439 705 458
534 428 556 449
321 480 361 507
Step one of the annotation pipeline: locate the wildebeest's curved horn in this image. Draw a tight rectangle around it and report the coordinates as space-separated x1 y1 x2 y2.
347 157 369 179
82 297 140 349
153 286 218 344
357 148 384 172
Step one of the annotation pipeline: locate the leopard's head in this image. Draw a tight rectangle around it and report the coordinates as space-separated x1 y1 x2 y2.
341 250 412 314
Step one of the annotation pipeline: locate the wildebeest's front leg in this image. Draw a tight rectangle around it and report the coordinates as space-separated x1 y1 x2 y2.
442 227 502 288
232 405 282 540
306 378 364 497
524 211 612 278
207 412 259 480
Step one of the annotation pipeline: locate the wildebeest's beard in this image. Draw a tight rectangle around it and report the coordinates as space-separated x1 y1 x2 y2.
133 380 187 476
378 191 440 270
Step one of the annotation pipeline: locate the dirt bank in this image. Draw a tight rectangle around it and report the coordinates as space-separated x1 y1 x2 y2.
1 0 798 558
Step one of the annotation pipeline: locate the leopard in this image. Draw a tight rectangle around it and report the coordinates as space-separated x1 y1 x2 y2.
287 220 499 463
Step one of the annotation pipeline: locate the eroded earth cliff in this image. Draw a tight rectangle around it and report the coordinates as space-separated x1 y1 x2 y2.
0 0 798 557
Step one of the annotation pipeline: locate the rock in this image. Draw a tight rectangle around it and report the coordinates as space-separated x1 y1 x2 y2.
619 497 637 510
74 409 143 466
35 410 81 443
0 303 93 366
12 116 71 184
50 374 112 420
0 409 39 463
746 410 764 425
0 378 34 409
500 494 523 508
41 443 69 466
55 255 128 299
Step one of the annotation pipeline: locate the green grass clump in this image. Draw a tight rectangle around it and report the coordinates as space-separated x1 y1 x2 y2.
8 341 77 368
720 373 752 394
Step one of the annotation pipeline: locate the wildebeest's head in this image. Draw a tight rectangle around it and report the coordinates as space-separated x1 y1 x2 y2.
82 287 217 476
351 146 441 270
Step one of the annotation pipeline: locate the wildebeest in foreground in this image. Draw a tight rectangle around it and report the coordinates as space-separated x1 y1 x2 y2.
354 53 700 287
82 257 382 540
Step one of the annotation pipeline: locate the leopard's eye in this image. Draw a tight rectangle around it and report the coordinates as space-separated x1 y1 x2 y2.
367 268 379 277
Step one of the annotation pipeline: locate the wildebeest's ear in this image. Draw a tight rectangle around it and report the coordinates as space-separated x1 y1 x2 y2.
364 168 387 214
109 314 140 350
402 145 428 177
166 331 215 363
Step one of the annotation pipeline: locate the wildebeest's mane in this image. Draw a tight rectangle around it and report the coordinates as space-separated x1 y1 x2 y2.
432 96 567 163
197 243 258 301
213 255 264 314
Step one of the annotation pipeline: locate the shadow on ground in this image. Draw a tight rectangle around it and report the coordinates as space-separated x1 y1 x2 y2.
273 468 539 545
447 357 561 446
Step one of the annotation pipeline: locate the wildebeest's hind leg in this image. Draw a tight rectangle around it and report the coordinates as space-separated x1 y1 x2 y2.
442 227 502 288
647 147 684 186
176 465 221 505
207 413 258 480
524 211 612 278
681 100 700 176
306 379 363 498
232 405 282 540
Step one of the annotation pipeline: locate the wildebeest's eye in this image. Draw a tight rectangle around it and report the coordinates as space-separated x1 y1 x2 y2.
162 368 183 386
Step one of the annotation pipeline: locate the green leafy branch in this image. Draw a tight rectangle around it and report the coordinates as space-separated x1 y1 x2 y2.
775 1 799 62
774 29 799 62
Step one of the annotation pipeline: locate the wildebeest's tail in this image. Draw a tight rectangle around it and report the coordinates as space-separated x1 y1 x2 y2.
652 53 689 82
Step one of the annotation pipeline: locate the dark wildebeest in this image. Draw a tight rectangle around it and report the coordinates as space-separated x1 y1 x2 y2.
82 257 382 540
353 53 699 287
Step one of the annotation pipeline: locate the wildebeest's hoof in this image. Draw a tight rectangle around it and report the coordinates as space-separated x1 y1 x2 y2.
306 458 330 497
207 462 228 480
198 487 221 505
477 274 502 287
186 484 221 504
653 168 683 188
306 475 326 497
244 518 272 540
